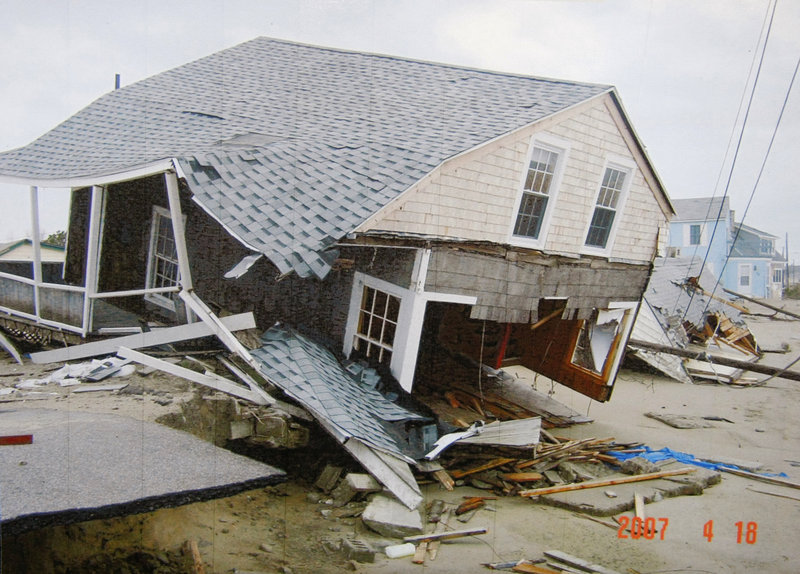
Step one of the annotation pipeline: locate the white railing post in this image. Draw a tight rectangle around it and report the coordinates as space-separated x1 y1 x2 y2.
82 185 106 335
29 186 42 318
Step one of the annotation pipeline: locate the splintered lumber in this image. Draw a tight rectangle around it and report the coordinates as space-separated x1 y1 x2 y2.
432 469 455 491
543 550 623 574
502 472 544 483
450 457 516 479
412 541 428 564
426 507 451 560
513 563 562 574
722 467 800 490
519 468 695 497
455 497 486 515
722 288 800 320
183 540 206 574
403 527 488 544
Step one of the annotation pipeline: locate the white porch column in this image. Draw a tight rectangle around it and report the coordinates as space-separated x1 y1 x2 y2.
29 186 42 318
164 170 194 323
82 185 106 334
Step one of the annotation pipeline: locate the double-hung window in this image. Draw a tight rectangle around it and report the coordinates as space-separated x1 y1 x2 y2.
145 205 181 311
584 162 631 251
689 224 702 246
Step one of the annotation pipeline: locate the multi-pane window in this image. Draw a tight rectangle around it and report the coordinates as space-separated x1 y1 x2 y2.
353 286 400 365
145 206 181 309
585 167 627 249
739 264 751 287
513 146 559 239
689 224 702 246
773 268 784 284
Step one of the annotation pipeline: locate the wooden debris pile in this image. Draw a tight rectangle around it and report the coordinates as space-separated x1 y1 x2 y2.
427 431 645 496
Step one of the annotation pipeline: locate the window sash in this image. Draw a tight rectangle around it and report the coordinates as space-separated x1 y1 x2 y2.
354 285 400 365
585 167 626 249
513 146 558 239
689 225 702 245
146 207 181 309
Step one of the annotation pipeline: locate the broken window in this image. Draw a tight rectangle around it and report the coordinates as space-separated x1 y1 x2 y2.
513 146 560 240
585 166 627 249
145 205 181 311
571 309 624 374
353 285 400 365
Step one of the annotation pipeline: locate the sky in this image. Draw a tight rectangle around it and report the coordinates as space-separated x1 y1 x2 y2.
1 0 798 261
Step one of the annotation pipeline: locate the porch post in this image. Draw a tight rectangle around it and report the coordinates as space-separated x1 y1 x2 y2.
29 186 42 318
164 170 194 322
82 185 106 335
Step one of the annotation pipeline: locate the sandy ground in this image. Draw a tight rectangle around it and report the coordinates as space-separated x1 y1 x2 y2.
1 299 799 573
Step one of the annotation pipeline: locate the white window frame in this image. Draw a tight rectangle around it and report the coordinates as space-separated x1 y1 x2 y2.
683 222 707 247
581 156 634 256
508 133 570 249
738 264 751 289
144 205 183 312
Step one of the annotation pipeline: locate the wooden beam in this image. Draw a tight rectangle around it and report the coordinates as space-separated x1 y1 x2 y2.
29 312 256 364
0 434 33 446
403 528 488 544
29 186 42 320
519 468 695 497
530 306 567 331
628 338 800 382
117 347 271 405
82 185 106 335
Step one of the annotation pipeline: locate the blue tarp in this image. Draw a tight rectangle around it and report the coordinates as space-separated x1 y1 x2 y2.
608 446 789 477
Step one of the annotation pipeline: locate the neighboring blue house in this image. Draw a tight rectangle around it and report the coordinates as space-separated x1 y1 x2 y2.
667 197 732 281
724 223 785 299
667 196 785 299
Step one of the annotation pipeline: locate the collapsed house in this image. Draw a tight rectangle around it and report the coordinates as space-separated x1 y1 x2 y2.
0 38 675 507
628 257 759 384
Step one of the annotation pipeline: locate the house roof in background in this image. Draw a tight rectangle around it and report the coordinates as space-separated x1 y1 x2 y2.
0 238 65 262
0 38 616 278
670 196 730 223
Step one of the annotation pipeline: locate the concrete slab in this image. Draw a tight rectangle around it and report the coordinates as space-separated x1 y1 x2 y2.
0 408 285 535
532 467 721 516
362 493 423 538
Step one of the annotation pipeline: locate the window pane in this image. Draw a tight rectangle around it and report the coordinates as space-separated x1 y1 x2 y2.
585 207 616 248
513 193 548 238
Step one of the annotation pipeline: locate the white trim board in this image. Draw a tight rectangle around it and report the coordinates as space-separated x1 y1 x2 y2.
29 312 256 364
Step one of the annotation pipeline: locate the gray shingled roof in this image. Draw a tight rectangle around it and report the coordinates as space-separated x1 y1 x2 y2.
0 37 610 277
250 325 427 458
671 196 730 223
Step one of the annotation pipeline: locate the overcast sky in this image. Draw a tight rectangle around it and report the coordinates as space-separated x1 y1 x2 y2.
1 0 798 261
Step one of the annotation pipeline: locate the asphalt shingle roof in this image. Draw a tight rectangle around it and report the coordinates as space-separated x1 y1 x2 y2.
0 37 610 277
250 325 426 458
671 197 730 223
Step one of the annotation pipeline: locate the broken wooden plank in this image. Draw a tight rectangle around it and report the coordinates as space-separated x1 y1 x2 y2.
0 434 33 445
0 329 23 364
512 563 562 574
403 527 487 544
722 288 800 319
450 457 516 479
426 507 451 561
543 550 623 574
182 539 206 574
72 383 129 393
721 467 800 491
116 347 271 405
519 468 696 497
412 541 428 564
634 492 645 519
458 417 542 447
502 472 545 483
30 312 257 364
432 469 455 491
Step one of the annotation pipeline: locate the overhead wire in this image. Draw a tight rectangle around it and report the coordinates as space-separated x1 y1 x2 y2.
675 0 778 321
702 47 800 317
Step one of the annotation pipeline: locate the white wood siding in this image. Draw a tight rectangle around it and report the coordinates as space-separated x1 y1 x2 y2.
357 94 668 264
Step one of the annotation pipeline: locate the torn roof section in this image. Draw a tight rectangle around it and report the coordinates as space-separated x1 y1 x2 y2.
645 257 743 332
250 324 428 461
0 37 611 279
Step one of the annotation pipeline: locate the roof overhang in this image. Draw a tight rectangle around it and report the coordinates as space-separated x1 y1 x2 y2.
0 158 178 188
